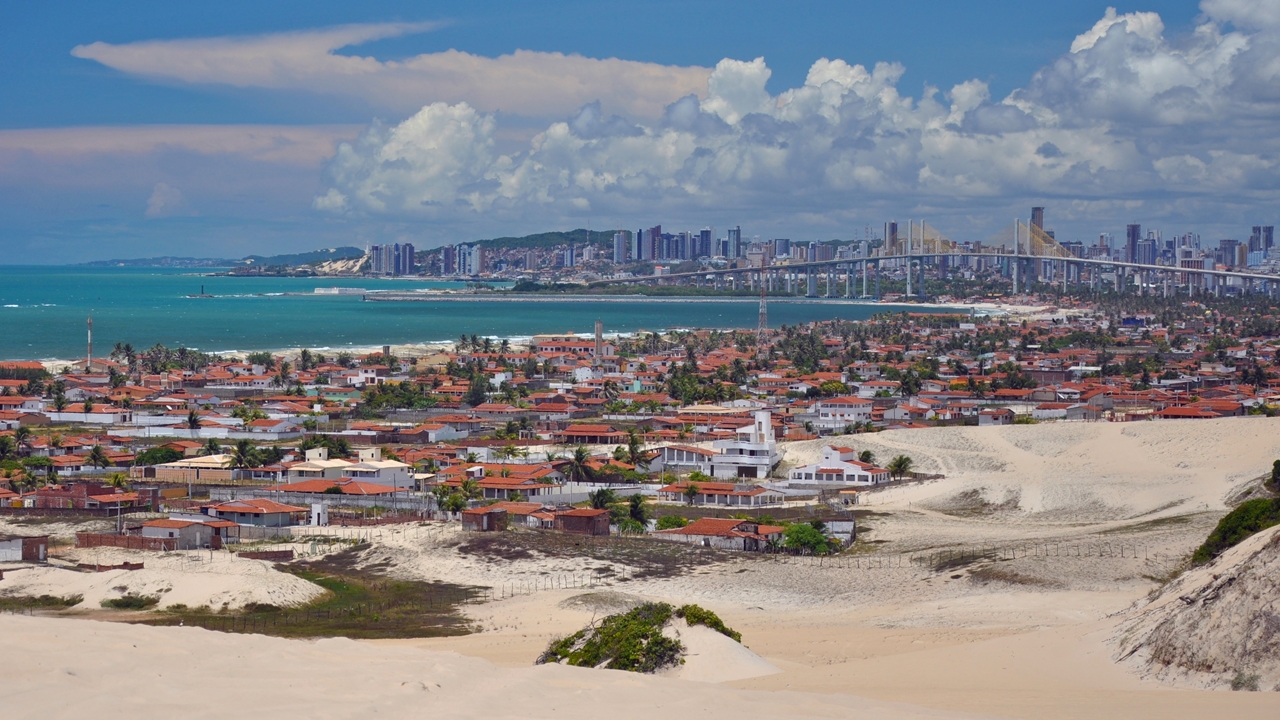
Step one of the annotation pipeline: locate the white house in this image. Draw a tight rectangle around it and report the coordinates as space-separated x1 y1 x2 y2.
648 444 717 475
810 396 874 432
788 446 891 486
708 410 782 480
285 447 413 489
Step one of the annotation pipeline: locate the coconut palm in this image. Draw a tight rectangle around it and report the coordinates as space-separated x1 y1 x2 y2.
566 446 594 483
199 438 222 456
186 410 202 430
52 395 69 413
230 439 261 469
86 445 110 469
13 425 31 452
887 454 914 480
104 472 129 491
0 435 15 461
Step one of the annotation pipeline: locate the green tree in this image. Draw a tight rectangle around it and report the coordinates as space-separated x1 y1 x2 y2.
135 446 182 465
464 381 489 407
1271 459 1280 491
858 450 875 464
588 488 618 509
887 454 914 480
104 472 130 490
627 493 650 523
655 515 688 530
199 438 222 456
186 410 202 430
682 482 700 506
782 523 831 555
230 439 261 469
566 446 595 483
0 436 15 461
86 445 110 469
83 398 95 414
460 477 483 500
442 493 468 513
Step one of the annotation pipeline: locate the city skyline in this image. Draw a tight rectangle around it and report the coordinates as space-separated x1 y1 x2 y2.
3 1 1279 261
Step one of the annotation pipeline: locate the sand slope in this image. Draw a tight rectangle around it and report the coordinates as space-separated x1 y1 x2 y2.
0 614 989 720
785 418 1280 522
1113 525 1280 690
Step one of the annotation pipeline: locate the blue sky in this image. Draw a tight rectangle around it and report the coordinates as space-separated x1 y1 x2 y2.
2 0 1276 260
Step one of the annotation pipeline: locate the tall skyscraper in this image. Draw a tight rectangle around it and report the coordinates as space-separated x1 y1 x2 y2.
774 238 791 257
1251 226 1275 252
1126 224 1142 263
728 226 742 258
886 221 898 248
441 245 457 275
698 228 712 258
613 231 630 264
1030 207 1045 229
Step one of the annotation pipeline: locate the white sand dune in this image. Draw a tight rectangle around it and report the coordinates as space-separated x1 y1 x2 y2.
785 418 1280 523
0 614 988 720
0 546 323 611
660 619 781 683
1113 525 1280 690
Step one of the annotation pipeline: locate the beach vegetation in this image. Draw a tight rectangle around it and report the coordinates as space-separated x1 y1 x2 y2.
782 523 831 555
1191 498 1280 565
887 454 914 480
102 594 160 610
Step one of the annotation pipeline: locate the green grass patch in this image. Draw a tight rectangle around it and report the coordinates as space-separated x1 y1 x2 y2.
137 546 480 639
102 594 159 610
1191 498 1280 565
0 594 82 611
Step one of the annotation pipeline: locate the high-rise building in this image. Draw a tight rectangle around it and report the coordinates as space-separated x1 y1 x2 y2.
886 221 898 248
774 238 791 257
728 226 742 258
441 245 457 275
456 244 486 276
698 228 713 258
1126 224 1142 263
1136 239 1157 266
1030 207 1045 229
1251 225 1275 252
613 231 630 264
368 243 416 276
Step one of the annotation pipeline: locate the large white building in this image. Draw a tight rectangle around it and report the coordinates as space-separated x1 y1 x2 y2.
646 411 781 480
287 447 413 489
810 396 874 432
788 446 890 486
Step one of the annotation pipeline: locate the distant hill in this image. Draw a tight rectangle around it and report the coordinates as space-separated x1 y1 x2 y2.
82 247 365 268
476 229 624 251
241 247 365 267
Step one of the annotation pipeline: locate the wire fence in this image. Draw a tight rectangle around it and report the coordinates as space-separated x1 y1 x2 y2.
763 541 1183 570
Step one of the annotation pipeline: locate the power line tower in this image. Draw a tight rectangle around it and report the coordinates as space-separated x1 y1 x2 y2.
756 258 768 362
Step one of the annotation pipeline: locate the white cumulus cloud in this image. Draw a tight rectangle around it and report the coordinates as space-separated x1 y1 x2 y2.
313 3 1280 238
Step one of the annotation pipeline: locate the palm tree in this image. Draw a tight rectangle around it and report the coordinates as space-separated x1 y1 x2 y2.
52 395 69 413
887 454 914 480
460 477 482 500
13 426 31 453
200 438 222 456
566 446 594 483
186 410 202 430
104 472 129 491
0 435 15 461
588 488 617 509
858 450 876 465
230 439 261 469
682 482 700 506
83 398 95 414
87 445 110 469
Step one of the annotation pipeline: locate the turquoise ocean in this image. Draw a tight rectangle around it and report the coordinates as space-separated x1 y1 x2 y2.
0 266 938 360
